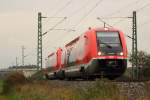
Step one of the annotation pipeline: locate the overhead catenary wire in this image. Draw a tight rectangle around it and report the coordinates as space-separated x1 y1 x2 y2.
104 0 142 26
43 0 74 24
97 17 113 28
39 0 73 56
107 1 150 26
43 0 92 41
136 2 150 12
96 15 132 27
97 16 133 40
44 0 149 53
68 0 91 18
112 15 132 26
43 28 75 51
44 0 92 34
113 1 150 26
41 0 75 35
42 17 67 36
106 0 141 17
45 0 104 49
138 18 150 28
73 0 104 29
52 0 74 17
58 0 105 47
97 17 133 19
43 0 140 47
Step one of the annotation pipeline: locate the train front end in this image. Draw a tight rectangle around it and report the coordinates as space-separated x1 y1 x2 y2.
86 27 127 79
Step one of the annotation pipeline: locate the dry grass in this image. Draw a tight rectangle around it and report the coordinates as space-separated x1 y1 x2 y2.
0 76 124 100
2 73 150 100
143 82 150 100
13 80 124 100
2 72 26 94
15 81 81 100
0 80 3 94
6 80 150 100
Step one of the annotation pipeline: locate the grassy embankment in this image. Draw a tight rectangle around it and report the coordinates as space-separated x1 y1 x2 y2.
14 80 124 100
0 80 6 99
0 75 20 100
0 72 150 100
0 80 124 100
0 72 124 100
0 79 3 93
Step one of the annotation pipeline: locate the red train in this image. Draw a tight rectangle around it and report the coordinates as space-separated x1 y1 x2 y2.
44 27 127 80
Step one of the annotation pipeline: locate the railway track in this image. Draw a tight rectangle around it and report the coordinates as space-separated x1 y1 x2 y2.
116 82 145 100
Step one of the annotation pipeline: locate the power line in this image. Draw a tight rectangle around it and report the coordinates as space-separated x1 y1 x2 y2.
42 0 90 48
73 0 103 28
51 0 104 48
52 0 74 16
136 2 150 12
43 29 75 50
22 46 25 66
42 17 67 36
43 0 92 45
112 3 150 26
104 0 141 26
107 0 141 17
44 28 75 31
96 16 132 26
43 0 74 24
138 19 150 27
97 17 113 27
107 1 150 26
97 16 133 40
44 0 103 50
43 17 67 19
98 16 133 19
16 57 18 66
43 0 92 46
110 13 132 26
44 0 90 39
68 0 91 18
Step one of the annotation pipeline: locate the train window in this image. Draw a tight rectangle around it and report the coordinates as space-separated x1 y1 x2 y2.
96 31 122 55
97 32 120 44
47 54 57 67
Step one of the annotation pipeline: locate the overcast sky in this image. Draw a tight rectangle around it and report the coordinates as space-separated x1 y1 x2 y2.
0 0 150 69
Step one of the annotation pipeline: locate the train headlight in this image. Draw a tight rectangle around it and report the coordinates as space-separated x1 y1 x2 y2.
119 52 123 56
104 27 108 30
98 51 102 56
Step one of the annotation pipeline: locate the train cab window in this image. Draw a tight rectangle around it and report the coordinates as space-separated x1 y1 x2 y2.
96 31 122 55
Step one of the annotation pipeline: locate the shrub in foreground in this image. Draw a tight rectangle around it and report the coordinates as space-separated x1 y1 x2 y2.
3 72 26 94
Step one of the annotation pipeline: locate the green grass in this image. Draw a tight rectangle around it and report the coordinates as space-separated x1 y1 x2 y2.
0 95 7 100
0 94 20 100
0 80 4 94
0 82 20 100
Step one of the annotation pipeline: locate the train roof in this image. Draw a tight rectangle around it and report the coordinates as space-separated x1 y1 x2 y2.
65 37 79 47
88 27 121 32
48 52 55 57
64 27 122 47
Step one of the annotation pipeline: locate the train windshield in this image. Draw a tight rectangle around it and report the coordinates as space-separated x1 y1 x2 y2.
96 31 122 55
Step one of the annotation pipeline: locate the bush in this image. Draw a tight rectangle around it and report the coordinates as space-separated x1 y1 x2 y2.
3 72 26 94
